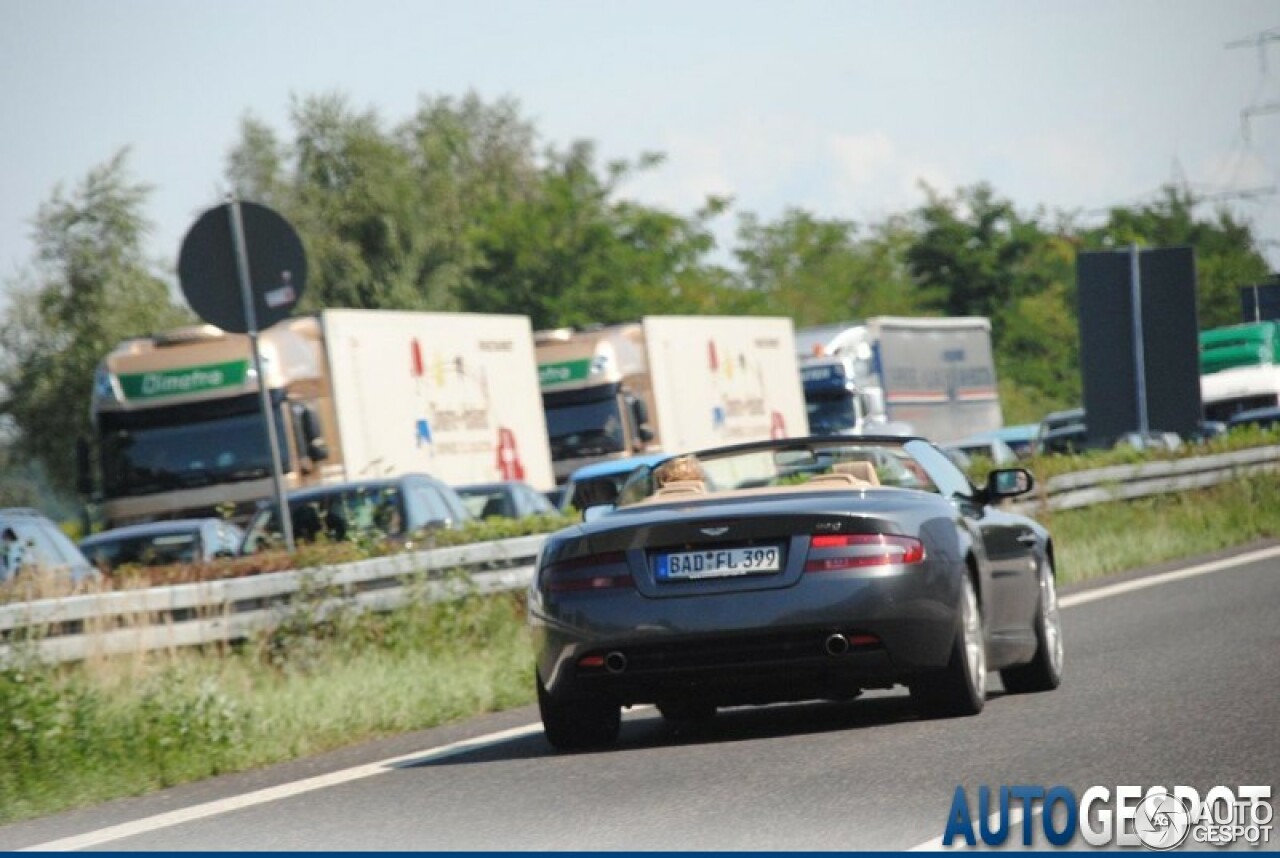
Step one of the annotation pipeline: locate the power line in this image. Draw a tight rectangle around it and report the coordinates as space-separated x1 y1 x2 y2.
1225 27 1280 75
1242 102 1280 142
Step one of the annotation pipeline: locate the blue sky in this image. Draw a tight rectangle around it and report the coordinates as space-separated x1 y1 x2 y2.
2 0 1278 288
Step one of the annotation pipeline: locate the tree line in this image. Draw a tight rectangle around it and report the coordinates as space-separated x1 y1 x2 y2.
0 91 1272 503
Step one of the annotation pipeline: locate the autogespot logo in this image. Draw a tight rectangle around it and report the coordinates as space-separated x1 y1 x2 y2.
1133 792 1192 850
942 784 1273 849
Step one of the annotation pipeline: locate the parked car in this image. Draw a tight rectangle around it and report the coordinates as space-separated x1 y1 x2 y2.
558 454 672 514
940 445 972 471
0 508 98 587
1189 420 1229 442
530 435 1062 750
79 518 244 572
240 475 472 553
942 434 1020 467
1227 405 1280 432
1035 407 1087 455
1114 431 1182 453
456 481 557 520
991 424 1039 459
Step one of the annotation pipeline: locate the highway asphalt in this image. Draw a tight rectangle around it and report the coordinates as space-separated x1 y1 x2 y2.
2 543 1277 851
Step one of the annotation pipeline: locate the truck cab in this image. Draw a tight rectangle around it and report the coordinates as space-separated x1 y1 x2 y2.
81 320 336 527
800 356 883 435
535 327 654 485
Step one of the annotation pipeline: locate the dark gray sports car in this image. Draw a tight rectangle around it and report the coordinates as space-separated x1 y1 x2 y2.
529 436 1064 750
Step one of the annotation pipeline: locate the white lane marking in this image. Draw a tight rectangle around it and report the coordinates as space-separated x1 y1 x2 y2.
23 547 1278 851
19 722 545 852
1057 544 1280 610
905 544 1280 852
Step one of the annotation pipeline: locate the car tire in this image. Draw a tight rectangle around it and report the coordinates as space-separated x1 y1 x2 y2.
1000 559 1064 694
656 699 717 722
911 574 986 718
537 672 621 751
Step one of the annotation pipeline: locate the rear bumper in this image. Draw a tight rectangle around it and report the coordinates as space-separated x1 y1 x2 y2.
531 565 961 705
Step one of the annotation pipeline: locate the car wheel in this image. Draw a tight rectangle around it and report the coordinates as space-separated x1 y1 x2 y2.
537 672 621 751
911 574 986 718
1000 559 1064 694
656 699 717 722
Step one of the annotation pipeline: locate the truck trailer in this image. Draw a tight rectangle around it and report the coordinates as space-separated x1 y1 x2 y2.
796 317 1002 444
83 310 553 528
535 316 809 483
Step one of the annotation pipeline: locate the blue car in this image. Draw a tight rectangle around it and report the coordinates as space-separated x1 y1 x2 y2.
559 455 672 513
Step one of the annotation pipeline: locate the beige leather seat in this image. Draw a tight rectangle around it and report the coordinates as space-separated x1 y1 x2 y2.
833 461 880 486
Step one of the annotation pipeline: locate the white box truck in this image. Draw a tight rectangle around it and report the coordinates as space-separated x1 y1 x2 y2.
797 317 1002 443
536 316 809 483
83 310 554 527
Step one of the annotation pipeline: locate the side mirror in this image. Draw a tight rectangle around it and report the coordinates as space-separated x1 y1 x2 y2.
629 396 654 445
75 437 93 496
985 468 1034 500
293 403 330 462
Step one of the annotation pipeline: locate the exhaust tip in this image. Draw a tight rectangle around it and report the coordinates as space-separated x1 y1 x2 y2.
604 651 628 674
824 634 850 657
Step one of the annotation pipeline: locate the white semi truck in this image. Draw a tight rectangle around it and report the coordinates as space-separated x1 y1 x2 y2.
535 316 809 483
796 316 1002 444
82 310 554 527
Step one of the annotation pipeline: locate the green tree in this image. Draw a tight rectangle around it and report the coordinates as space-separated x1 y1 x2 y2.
226 92 544 313
905 182 1053 320
733 209 932 326
227 91 735 327
463 143 731 327
0 150 191 497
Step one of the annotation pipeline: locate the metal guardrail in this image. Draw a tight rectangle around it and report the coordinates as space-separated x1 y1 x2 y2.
1011 444 1280 513
4 444 1278 665
0 534 545 665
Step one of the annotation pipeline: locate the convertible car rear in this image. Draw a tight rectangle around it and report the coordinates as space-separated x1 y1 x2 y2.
529 436 1064 750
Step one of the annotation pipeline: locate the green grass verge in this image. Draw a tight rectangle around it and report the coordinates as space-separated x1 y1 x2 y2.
3 471 1280 825
0 585 534 824
1043 471 1280 584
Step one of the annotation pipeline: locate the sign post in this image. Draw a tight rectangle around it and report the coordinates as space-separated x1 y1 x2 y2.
178 198 307 552
228 200 295 552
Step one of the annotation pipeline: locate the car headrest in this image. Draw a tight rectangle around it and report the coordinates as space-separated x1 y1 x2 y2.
654 479 707 497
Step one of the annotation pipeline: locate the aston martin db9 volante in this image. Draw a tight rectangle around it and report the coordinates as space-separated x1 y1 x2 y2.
529 436 1063 750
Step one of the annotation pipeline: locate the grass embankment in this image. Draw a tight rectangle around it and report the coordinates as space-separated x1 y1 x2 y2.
1 586 533 824
1045 472 1280 583
3 467 1280 824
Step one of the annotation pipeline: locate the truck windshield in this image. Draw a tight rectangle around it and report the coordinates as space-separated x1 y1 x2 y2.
805 393 857 435
543 385 626 461
99 393 291 499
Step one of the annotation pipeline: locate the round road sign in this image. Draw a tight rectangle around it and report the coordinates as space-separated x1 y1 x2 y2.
178 201 307 333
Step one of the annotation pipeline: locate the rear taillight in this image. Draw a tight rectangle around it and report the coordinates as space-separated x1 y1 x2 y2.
804 533 925 572
541 551 634 592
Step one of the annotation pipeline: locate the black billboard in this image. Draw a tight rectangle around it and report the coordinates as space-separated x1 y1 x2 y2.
1076 246 1201 446
1241 281 1280 323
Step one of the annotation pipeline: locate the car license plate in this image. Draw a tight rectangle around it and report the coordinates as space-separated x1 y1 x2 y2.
654 545 783 580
